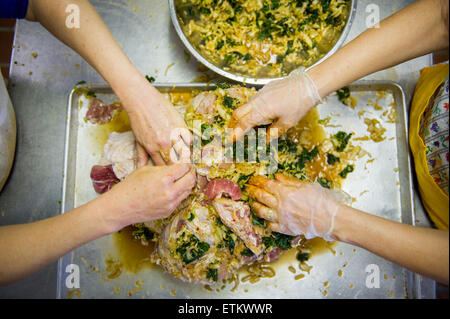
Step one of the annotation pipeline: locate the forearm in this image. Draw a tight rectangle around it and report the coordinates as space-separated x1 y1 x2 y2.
308 0 449 97
0 196 113 286
26 0 158 111
333 205 449 284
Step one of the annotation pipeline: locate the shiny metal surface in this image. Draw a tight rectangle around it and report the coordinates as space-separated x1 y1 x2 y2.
57 81 415 299
169 0 357 85
0 0 435 298
0 78 16 192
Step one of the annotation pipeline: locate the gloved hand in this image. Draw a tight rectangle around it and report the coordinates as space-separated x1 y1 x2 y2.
246 174 351 241
229 68 322 142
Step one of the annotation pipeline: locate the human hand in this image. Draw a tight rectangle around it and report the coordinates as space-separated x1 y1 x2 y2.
246 174 350 241
100 163 196 232
121 82 192 166
228 68 322 142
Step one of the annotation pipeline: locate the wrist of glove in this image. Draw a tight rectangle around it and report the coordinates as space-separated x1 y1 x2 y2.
247 174 351 241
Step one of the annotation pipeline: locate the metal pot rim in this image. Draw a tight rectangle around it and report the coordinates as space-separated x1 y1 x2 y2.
169 0 357 85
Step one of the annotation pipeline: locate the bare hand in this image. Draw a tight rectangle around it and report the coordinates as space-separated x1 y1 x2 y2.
122 83 192 166
101 163 196 231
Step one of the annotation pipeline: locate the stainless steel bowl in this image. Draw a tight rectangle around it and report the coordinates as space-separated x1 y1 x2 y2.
169 0 357 85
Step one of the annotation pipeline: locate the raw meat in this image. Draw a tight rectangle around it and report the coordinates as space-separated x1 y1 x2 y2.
86 98 121 124
204 178 242 200
90 165 119 194
212 198 264 255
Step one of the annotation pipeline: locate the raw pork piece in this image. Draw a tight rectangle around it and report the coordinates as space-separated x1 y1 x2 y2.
89 131 136 194
204 178 241 200
191 92 217 124
100 131 136 180
154 202 235 285
90 165 119 194
86 98 121 124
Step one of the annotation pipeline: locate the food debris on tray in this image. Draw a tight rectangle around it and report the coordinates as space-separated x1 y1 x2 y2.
82 83 364 286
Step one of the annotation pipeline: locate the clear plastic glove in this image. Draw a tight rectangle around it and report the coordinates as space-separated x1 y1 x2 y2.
122 86 193 167
246 174 351 241
101 163 196 232
229 68 322 142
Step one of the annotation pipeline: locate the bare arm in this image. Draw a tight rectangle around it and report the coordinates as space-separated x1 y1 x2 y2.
247 174 449 285
230 0 449 139
333 205 449 285
308 0 450 282
26 0 139 95
0 164 195 286
308 0 449 96
0 195 111 286
26 0 191 165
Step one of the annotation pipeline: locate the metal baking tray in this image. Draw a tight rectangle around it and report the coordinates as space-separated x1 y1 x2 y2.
57 81 421 299
169 0 357 85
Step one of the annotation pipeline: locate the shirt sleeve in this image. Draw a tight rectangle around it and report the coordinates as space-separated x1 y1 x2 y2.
1 0 29 19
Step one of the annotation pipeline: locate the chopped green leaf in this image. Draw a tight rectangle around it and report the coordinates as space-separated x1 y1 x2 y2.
176 234 210 265
274 232 293 250
257 17 278 40
262 236 274 248
226 39 239 47
295 0 307 8
251 210 265 226
215 82 232 89
241 249 254 257
278 138 298 153
186 5 195 17
86 90 96 98
222 95 238 110
235 5 243 14
276 40 294 63
145 75 155 83
296 252 310 262
321 0 332 11
327 153 340 165
336 86 350 105
206 267 218 281
317 177 331 189
237 173 254 190
224 53 236 64
201 123 213 145
226 235 235 254
132 227 154 241
339 165 354 178
213 114 225 125
333 131 352 152
270 0 280 10
199 7 211 15
216 39 225 50
263 232 293 250
294 147 318 170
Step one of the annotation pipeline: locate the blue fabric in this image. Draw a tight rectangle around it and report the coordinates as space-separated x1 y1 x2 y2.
1 0 29 19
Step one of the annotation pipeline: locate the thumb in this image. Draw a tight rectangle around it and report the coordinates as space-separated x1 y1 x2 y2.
136 143 150 168
165 163 192 182
227 103 253 143
228 101 273 142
